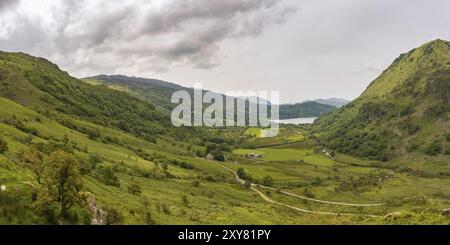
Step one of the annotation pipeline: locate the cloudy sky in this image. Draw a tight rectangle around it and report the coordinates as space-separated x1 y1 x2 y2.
1 0 449 103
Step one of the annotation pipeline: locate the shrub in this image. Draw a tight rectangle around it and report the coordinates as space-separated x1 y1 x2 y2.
237 168 252 181
424 141 442 156
244 181 252 189
181 195 189 207
211 150 225 162
0 137 8 154
127 183 142 195
93 166 120 187
87 129 101 140
303 188 315 198
161 203 171 215
262 175 274 187
82 153 102 173
180 162 194 170
104 207 124 225
399 106 415 117
192 180 200 187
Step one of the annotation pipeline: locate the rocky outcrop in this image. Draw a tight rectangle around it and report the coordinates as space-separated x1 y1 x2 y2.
442 208 450 216
83 192 106 225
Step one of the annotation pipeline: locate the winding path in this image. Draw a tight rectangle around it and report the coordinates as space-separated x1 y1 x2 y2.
204 158 384 217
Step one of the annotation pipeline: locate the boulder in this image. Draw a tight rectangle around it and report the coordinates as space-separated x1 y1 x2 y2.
442 208 450 216
384 212 402 220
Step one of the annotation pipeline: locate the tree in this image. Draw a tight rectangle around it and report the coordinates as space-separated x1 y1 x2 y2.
237 168 252 181
212 151 225 162
41 150 83 221
20 148 44 184
262 175 273 187
0 137 7 154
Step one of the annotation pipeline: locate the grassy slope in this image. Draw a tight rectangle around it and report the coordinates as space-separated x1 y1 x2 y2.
311 39 450 162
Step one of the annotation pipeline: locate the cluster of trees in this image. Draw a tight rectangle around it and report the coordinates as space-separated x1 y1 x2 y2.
19 147 86 223
318 128 390 161
205 143 231 162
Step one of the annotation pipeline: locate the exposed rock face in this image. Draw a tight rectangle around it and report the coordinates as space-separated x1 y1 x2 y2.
84 192 106 225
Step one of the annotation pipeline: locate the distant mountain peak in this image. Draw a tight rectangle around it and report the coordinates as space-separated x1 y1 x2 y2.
301 98 350 108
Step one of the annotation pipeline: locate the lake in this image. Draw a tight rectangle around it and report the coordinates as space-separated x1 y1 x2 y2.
273 117 318 125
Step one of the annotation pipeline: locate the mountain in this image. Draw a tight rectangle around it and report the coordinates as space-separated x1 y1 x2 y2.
309 98 350 108
85 75 336 120
84 75 270 123
311 39 450 161
278 102 336 119
84 75 187 111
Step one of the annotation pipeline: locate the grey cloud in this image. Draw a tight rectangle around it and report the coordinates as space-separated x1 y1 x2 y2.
140 0 279 34
0 0 20 11
0 0 295 75
0 0 296 72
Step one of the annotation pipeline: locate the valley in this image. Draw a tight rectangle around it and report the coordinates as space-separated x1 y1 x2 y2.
0 40 449 225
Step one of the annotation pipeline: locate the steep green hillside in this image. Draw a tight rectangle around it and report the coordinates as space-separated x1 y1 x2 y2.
279 102 336 119
312 39 450 162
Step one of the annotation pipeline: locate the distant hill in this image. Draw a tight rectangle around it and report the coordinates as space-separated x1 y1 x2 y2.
309 98 350 108
279 102 336 119
85 75 338 120
84 75 187 111
311 39 450 162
